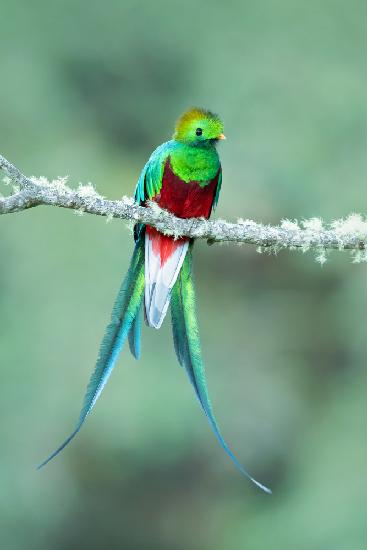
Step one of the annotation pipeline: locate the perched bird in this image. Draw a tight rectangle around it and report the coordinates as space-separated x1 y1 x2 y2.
39 107 271 493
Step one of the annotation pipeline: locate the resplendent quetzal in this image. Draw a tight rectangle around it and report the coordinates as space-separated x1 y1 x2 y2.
39 107 271 493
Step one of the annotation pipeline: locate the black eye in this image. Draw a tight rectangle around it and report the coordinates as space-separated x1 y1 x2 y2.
195 128 203 136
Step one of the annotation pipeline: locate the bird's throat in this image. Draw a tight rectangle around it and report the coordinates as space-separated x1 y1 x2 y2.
170 143 220 184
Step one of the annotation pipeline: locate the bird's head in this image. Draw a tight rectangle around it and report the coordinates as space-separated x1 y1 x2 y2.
173 107 225 146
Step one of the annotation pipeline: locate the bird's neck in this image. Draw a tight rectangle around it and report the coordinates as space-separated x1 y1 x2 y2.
170 142 220 184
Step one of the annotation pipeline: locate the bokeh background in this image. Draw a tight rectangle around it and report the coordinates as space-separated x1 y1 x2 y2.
1 1 367 548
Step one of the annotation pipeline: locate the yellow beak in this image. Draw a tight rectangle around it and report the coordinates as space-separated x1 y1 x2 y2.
217 133 226 140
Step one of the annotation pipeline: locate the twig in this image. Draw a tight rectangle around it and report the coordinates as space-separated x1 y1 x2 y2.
1 153 367 257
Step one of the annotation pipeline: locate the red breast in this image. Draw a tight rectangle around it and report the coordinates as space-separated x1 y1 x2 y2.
154 159 220 219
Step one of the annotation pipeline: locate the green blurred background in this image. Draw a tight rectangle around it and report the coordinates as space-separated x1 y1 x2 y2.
1 1 367 548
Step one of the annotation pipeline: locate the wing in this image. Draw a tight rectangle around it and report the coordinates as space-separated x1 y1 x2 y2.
211 166 222 214
133 140 175 243
134 141 176 205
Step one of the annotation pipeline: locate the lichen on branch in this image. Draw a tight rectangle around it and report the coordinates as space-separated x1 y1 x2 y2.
1 153 367 262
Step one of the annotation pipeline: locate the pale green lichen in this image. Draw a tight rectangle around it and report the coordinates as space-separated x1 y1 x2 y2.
77 182 100 198
302 217 324 232
237 218 259 228
315 249 328 266
122 195 135 206
30 175 70 192
280 219 300 231
331 213 367 238
125 220 136 234
351 249 367 264
4 153 367 264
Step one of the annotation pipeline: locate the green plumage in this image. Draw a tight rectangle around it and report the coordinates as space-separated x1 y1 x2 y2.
170 144 220 184
39 107 270 493
38 233 145 468
128 305 142 360
135 140 221 205
171 244 271 494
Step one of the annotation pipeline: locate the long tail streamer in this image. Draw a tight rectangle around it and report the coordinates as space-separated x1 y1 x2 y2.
170 244 271 494
38 235 145 468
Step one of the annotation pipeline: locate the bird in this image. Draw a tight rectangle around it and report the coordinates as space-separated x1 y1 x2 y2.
38 107 271 493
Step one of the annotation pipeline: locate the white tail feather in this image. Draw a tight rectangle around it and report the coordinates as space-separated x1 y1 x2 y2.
145 233 189 329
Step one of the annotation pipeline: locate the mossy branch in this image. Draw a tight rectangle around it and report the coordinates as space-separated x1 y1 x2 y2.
1 153 367 260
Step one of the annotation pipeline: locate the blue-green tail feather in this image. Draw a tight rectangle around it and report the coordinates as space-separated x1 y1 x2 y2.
171 244 271 494
128 305 142 360
38 235 145 468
